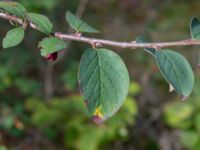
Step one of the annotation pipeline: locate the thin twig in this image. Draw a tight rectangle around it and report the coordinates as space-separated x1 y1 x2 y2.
1 12 200 50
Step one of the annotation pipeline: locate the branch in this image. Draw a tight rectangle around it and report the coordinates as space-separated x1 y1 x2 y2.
1 12 200 49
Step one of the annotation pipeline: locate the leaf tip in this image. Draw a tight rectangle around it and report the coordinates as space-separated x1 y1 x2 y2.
180 95 188 101
92 106 105 124
92 115 105 124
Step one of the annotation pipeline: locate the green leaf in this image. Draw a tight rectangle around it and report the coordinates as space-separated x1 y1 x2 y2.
66 11 99 33
164 101 193 129
0 145 7 150
180 130 199 149
155 50 194 99
27 13 53 34
3 27 25 48
78 48 129 122
38 37 67 57
0 1 27 18
194 113 200 131
136 36 156 56
190 17 200 40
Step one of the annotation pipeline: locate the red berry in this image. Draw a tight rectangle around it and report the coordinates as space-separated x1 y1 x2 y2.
46 52 58 61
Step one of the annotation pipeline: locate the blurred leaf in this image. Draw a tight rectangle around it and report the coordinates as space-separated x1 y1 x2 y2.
77 127 102 150
164 101 193 129
194 113 200 131
192 141 200 150
15 78 40 95
2 115 15 129
3 27 24 48
128 81 141 95
51 96 87 114
78 48 129 122
25 98 46 111
0 145 7 150
61 62 78 90
38 37 67 57
0 1 27 18
136 36 156 56
190 17 200 40
108 96 137 125
43 127 58 140
66 11 99 33
122 97 137 116
180 130 199 149
32 107 61 127
20 0 58 10
27 12 53 34
10 127 24 137
155 50 194 100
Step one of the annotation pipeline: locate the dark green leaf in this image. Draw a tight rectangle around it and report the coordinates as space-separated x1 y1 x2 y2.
38 37 67 57
0 1 27 18
3 27 25 48
136 36 156 56
27 13 53 34
78 48 129 122
190 17 200 39
66 11 99 33
156 50 194 99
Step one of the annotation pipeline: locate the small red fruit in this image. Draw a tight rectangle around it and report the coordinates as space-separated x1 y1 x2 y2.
45 52 58 61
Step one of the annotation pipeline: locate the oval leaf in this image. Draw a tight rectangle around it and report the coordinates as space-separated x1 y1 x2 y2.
27 13 53 34
3 27 25 48
38 37 67 57
136 36 156 56
190 17 200 40
78 48 129 122
0 2 27 18
66 11 99 33
155 50 194 99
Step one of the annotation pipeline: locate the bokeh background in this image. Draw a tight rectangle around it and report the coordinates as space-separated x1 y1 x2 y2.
0 0 200 150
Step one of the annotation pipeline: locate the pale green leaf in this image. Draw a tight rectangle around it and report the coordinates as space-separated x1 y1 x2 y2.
38 37 67 57
66 11 99 33
164 101 193 128
27 13 53 34
0 1 27 18
3 27 25 48
0 145 7 150
180 131 199 149
156 50 194 99
190 17 200 39
78 48 129 122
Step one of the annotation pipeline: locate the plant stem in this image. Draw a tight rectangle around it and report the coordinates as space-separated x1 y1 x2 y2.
1 12 200 49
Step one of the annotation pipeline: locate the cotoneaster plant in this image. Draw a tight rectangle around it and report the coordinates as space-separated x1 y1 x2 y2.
0 1 198 123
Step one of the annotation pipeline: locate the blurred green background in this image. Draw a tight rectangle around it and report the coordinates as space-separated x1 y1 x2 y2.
0 0 200 150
